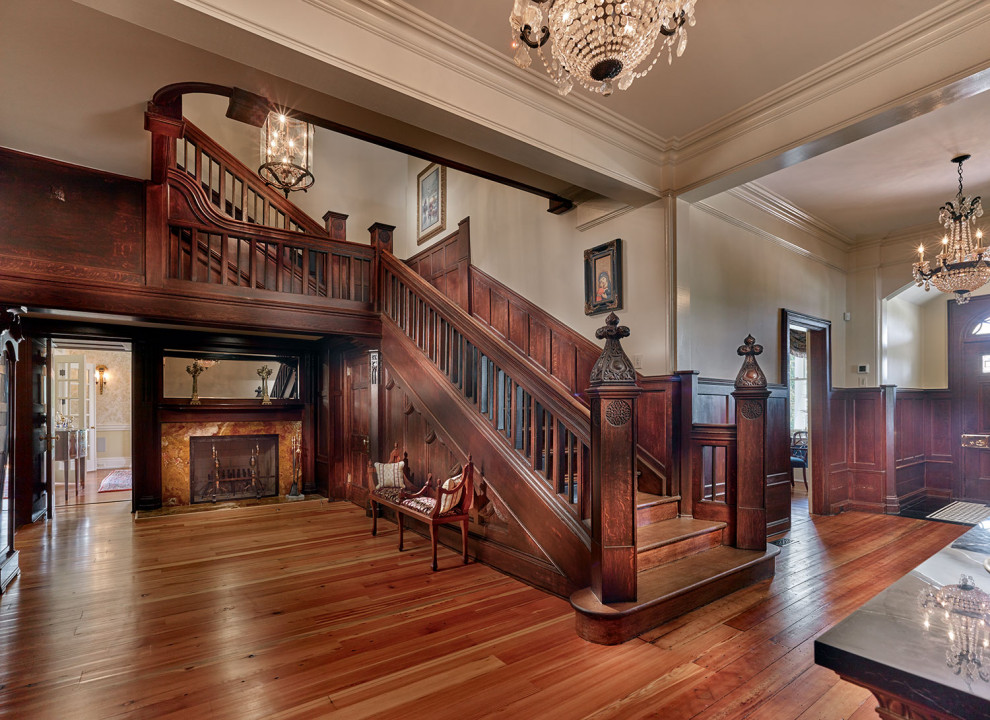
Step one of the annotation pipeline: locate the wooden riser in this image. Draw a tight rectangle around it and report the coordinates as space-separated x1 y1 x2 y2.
636 497 679 526
635 516 727 572
637 527 724 571
570 544 780 645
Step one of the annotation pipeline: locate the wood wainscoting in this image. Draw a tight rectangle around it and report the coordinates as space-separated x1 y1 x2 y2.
827 387 956 515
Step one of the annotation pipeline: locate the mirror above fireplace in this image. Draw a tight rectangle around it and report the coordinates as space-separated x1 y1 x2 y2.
162 352 299 401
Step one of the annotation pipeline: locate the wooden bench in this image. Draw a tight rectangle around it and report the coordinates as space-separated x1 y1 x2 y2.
368 449 475 571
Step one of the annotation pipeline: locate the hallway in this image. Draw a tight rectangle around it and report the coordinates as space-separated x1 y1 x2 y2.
0 498 965 719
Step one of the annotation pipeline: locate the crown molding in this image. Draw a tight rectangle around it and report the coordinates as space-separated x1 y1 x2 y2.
154 0 990 201
729 183 853 251
672 0 990 163
853 223 942 252
166 0 672 197
693 200 847 275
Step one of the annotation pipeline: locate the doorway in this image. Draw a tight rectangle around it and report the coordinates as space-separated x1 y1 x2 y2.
50 338 132 508
780 310 831 517
787 326 811 512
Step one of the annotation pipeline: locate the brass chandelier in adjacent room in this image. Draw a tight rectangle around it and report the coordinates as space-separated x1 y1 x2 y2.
509 0 697 96
913 154 989 304
258 111 315 197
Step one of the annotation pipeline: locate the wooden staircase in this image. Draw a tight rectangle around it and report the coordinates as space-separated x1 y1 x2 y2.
380 250 779 644
571 490 778 644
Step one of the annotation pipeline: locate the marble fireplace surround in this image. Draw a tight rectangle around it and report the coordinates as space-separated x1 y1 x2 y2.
161 420 302 506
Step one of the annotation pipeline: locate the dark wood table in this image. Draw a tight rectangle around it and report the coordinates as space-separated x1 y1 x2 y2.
53 429 86 501
815 521 990 720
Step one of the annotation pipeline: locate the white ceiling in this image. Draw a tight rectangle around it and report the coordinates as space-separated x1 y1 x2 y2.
3 0 990 247
757 90 990 242
403 0 936 139
399 0 990 244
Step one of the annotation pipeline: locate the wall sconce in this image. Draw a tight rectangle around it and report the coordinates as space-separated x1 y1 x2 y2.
95 365 108 395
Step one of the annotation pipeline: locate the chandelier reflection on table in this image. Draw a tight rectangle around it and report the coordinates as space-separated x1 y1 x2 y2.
509 0 697 96
913 154 989 305
919 574 990 683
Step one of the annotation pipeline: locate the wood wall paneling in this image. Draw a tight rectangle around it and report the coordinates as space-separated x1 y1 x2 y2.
404 221 471 312
765 395 791 535
379 318 590 593
826 391 850 513
0 149 381 339
0 148 145 284
378 353 573 596
925 392 954 493
850 393 880 467
529 318 550 372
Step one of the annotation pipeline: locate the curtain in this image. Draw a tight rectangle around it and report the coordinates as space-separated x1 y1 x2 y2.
789 328 807 358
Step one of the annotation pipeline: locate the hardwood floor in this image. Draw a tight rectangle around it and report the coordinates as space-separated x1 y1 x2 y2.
0 498 966 719
53 467 132 507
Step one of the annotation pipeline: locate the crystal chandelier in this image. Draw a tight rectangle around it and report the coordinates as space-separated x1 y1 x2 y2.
509 0 697 96
258 111 315 198
913 154 989 305
919 575 990 682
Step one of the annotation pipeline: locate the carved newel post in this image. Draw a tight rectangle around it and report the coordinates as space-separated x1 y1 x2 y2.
587 313 642 604
732 335 770 551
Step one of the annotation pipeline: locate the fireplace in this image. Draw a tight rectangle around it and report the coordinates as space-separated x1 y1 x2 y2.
190 434 279 503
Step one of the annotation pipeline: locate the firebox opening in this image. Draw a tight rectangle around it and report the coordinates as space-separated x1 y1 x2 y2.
190 434 279 504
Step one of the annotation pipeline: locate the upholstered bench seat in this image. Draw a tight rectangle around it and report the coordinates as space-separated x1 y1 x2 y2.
368 450 475 571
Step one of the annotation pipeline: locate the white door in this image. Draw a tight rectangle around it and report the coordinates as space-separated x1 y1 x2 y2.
85 363 97 472
53 354 85 478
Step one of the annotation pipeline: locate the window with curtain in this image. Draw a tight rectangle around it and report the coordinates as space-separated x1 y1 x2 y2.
789 327 808 433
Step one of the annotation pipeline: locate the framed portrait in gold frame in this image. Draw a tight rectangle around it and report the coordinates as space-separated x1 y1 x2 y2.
416 163 446 244
584 238 622 316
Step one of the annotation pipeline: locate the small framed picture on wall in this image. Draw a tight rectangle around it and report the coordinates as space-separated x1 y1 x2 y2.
416 163 447 244
584 238 622 316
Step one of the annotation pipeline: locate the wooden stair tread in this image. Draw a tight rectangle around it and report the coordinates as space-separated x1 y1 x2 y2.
571 543 781 643
636 516 725 552
635 491 679 509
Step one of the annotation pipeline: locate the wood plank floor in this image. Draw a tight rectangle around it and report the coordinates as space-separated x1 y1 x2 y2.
0 497 966 719
53 467 132 508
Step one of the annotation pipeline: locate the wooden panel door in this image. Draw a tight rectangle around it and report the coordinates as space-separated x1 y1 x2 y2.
344 351 370 500
959 339 990 501
15 337 51 525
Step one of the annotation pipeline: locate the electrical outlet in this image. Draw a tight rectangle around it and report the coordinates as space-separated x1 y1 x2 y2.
632 353 643 369
859 376 867 386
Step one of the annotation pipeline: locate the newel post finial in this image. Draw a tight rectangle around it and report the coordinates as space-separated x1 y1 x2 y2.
585 313 641 606
734 334 767 389
590 312 636 386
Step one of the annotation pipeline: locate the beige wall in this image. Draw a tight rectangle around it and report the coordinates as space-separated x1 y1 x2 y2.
883 294 922 388
852 234 990 390
400 160 672 374
52 348 131 468
183 95 408 249
920 296 950 388
677 194 849 386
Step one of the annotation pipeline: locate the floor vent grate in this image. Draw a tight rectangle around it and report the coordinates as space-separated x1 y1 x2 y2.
769 538 797 547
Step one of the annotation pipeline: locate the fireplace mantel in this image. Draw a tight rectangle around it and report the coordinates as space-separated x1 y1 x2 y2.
159 401 304 424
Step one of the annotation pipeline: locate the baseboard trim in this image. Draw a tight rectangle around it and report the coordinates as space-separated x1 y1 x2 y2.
97 457 131 470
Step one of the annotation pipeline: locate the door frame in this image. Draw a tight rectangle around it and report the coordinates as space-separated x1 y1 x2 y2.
780 309 832 516
948 295 990 501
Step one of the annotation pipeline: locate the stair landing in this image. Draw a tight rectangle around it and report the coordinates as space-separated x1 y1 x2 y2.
571 490 779 645
571 544 780 644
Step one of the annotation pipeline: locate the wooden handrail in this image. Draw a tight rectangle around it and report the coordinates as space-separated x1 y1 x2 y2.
166 169 368 254
165 171 374 304
384 253 590 439
177 120 328 238
381 251 593 521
